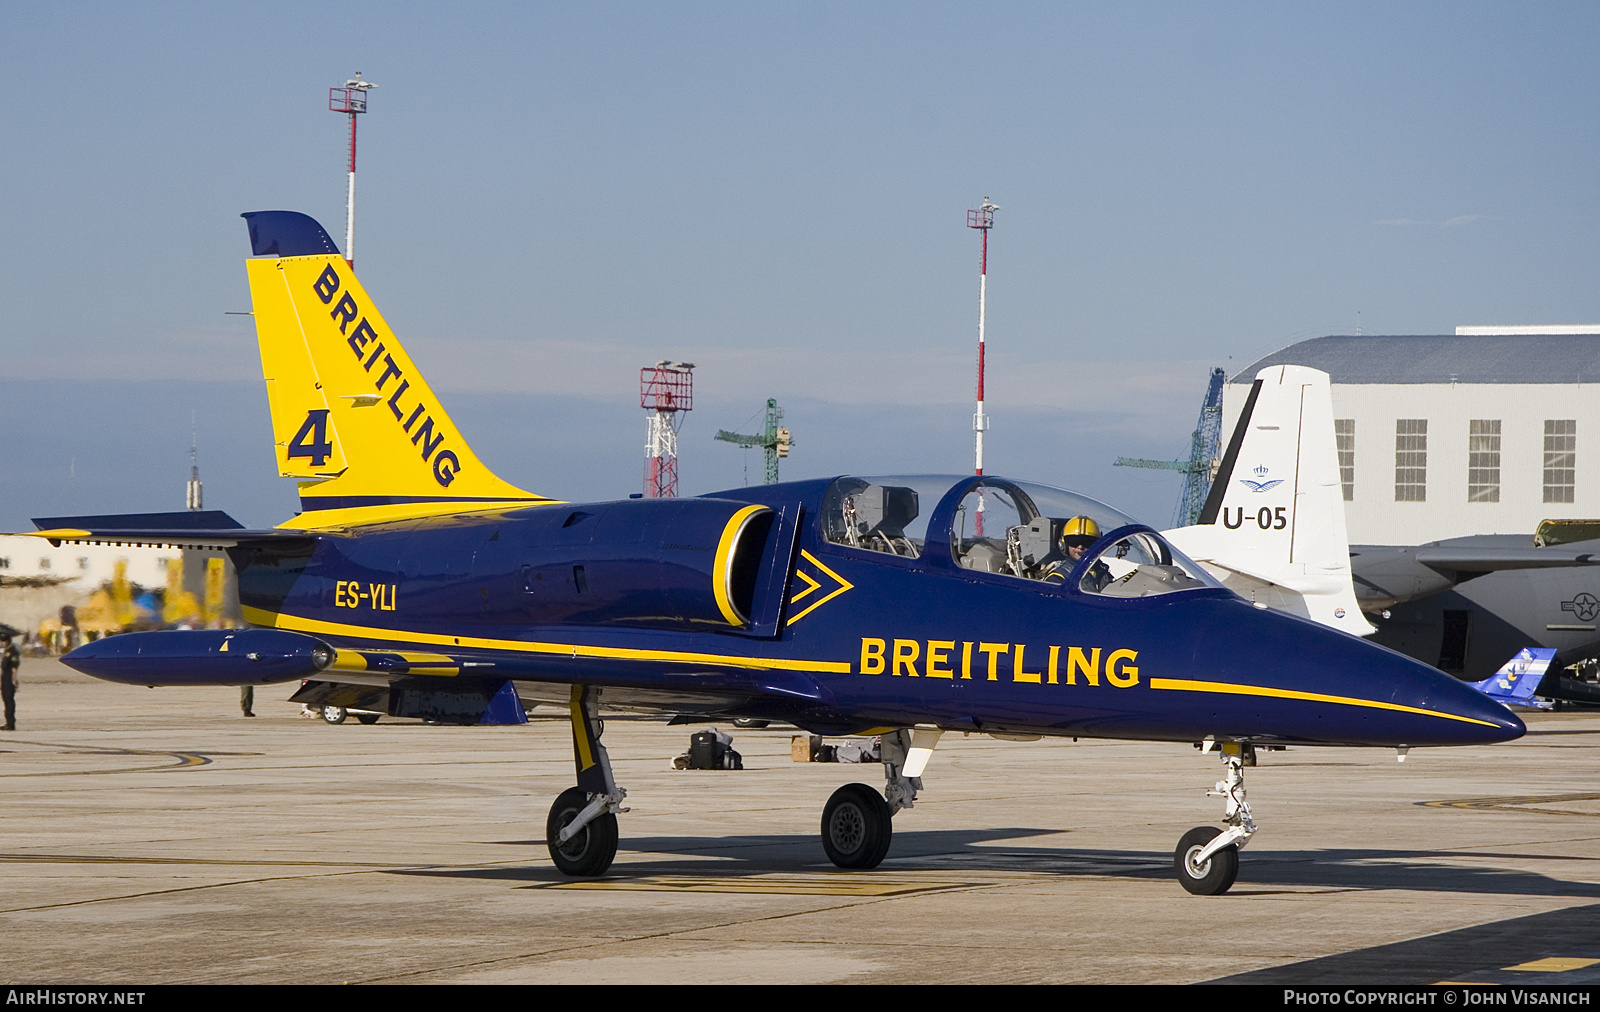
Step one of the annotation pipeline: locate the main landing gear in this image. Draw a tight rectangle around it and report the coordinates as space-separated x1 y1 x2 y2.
1175 741 1257 895
820 728 940 870
545 686 627 877
538 715 946 878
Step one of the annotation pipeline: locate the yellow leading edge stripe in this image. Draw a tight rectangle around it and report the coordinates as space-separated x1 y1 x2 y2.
1148 677 1502 728
242 606 852 674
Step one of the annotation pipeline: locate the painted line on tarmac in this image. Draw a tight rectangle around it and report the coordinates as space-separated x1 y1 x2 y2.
1419 791 1600 817
0 745 226 776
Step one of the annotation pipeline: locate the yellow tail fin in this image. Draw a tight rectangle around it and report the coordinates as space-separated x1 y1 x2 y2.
241 211 552 528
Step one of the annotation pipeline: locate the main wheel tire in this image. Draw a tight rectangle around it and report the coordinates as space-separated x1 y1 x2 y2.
546 787 618 877
732 718 770 729
356 713 380 725
321 706 347 725
1175 825 1238 895
821 783 893 869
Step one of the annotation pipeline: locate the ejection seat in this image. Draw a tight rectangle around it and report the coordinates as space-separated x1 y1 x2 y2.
824 481 921 557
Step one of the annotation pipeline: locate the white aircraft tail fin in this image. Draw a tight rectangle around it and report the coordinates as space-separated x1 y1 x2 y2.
1165 365 1375 636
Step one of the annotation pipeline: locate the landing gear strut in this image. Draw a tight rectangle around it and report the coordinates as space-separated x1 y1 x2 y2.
1175 741 1257 895
546 685 627 877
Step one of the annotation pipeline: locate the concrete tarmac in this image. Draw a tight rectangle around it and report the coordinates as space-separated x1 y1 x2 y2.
2 659 1599 985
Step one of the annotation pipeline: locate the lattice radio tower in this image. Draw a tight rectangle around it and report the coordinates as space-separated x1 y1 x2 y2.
641 361 695 497
329 72 377 268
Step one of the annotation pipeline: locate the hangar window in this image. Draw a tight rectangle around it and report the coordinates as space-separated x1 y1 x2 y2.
1468 420 1501 503
1545 420 1576 504
1334 419 1355 501
1394 419 1428 502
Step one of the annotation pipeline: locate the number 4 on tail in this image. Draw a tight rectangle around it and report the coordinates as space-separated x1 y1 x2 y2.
287 410 335 467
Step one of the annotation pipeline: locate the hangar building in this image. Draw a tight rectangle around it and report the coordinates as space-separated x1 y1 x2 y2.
1228 327 1600 545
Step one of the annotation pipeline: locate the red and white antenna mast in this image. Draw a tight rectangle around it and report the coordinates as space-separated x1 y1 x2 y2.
641 361 695 497
329 72 377 268
967 198 999 476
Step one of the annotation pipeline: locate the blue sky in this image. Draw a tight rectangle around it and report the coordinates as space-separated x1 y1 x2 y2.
3 2 1598 529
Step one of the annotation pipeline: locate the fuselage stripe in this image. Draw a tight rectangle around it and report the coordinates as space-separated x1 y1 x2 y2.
1148 677 1500 728
242 606 853 674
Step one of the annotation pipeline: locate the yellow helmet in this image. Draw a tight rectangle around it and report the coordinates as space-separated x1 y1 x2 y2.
1061 515 1100 541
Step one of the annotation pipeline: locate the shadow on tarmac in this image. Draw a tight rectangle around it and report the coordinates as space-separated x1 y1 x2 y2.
1209 902 1600 985
391 827 1600 901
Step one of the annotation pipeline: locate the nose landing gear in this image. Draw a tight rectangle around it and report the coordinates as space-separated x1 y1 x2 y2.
1175 741 1257 895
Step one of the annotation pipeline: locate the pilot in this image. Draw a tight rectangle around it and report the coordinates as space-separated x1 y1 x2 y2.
1044 516 1112 592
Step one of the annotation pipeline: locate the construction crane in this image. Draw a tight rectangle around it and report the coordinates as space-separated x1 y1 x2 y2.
1114 367 1227 527
714 399 791 485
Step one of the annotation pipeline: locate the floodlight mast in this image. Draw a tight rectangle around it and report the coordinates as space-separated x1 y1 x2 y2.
329 73 377 268
966 198 999 537
967 198 999 476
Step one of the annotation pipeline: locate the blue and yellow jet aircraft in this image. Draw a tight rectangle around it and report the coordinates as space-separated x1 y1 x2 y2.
35 211 1523 895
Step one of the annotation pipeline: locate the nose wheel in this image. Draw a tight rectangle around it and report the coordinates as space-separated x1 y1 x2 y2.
1175 741 1257 895
1175 825 1238 895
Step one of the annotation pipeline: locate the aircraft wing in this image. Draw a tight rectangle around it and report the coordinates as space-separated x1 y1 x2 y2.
1411 540 1600 574
1349 536 1600 611
24 511 318 549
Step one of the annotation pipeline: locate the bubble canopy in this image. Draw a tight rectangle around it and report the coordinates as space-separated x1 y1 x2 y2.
819 474 1223 597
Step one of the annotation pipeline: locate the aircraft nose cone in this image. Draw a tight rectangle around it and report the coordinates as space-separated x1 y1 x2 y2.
1196 604 1526 748
1316 625 1526 747
1384 650 1525 746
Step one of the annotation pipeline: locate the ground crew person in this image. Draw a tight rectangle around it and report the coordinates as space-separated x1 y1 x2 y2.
2 634 19 730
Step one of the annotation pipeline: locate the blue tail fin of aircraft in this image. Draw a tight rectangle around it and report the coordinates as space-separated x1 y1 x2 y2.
1472 648 1557 710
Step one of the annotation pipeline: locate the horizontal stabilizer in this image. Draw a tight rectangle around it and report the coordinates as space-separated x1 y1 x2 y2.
1472 648 1557 710
25 512 306 549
